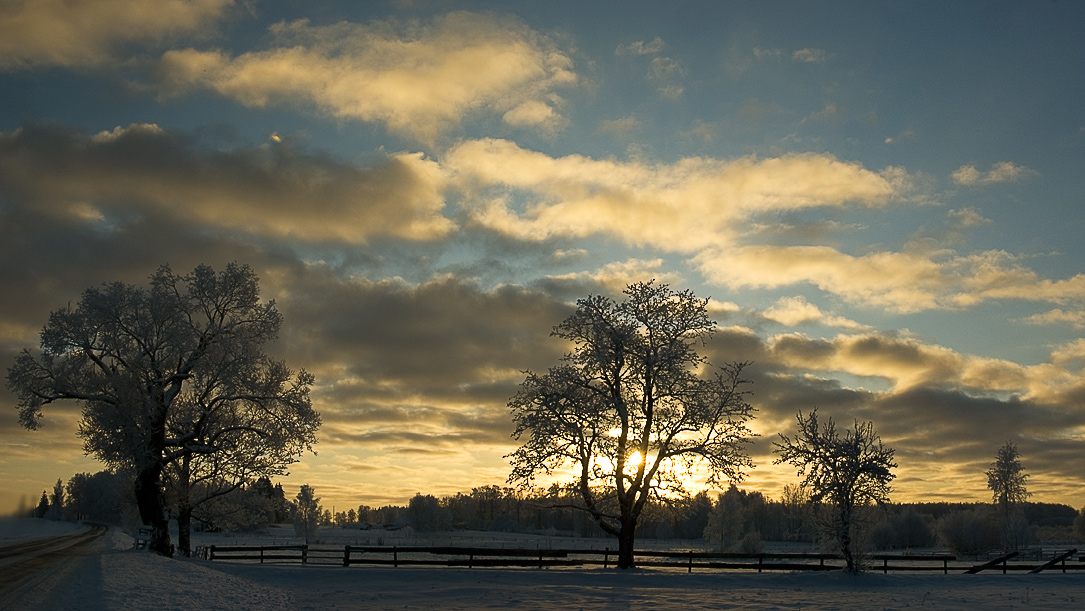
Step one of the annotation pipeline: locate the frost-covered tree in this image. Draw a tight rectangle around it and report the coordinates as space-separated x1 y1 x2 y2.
985 441 1032 550
47 477 65 520
165 359 318 556
293 484 321 543
508 281 756 569
986 441 1030 513
407 493 451 531
7 263 319 556
774 409 896 572
34 490 49 518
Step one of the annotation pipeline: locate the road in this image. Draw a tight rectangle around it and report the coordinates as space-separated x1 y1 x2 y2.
0 524 108 609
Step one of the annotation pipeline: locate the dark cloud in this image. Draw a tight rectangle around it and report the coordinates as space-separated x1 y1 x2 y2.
0 124 453 246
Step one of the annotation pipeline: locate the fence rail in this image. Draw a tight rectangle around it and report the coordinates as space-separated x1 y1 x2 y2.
204 544 1083 574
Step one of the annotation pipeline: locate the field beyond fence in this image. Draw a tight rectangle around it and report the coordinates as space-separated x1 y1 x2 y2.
199 544 1083 574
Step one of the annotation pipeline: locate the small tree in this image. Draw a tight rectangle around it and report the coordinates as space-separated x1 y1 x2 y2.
774 408 896 572
986 442 1030 514
35 490 49 518
986 441 1031 550
293 484 321 543
508 281 756 569
44 478 66 520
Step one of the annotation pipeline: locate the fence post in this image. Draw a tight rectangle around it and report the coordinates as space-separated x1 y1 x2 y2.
343 546 350 567
394 546 398 568
883 558 888 574
604 547 609 569
688 551 693 573
302 545 308 565
943 558 948 575
758 555 763 573
260 547 265 564
539 551 544 570
209 545 216 561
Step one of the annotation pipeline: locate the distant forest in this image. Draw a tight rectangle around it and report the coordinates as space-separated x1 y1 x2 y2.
23 470 1085 556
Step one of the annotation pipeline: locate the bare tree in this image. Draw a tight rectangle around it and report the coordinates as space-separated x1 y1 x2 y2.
774 408 896 572
7 263 319 556
986 441 1030 513
507 281 756 569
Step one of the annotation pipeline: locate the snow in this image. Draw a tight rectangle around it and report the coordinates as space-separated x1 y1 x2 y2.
3 520 1084 610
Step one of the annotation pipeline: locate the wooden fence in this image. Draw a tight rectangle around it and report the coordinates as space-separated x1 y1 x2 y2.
203 544 1082 574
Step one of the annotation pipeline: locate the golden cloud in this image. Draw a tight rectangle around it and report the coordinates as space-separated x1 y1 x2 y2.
157 12 577 143
0 0 232 69
446 139 895 250
951 161 1036 186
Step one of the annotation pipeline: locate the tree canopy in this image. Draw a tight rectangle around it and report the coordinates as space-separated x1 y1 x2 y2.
7 263 320 556
507 281 756 569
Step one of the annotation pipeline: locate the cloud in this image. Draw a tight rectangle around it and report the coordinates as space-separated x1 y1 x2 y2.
446 139 895 250
952 161 1036 186
792 48 827 63
156 12 577 143
0 0 233 69
762 296 871 330
596 115 642 137
752 47 784 60
544 258 682 295
1025 308 1085 329
0 124 454 244
616 37 665 56
708 328 1085 503
696 244 1085 314
273 270 572 405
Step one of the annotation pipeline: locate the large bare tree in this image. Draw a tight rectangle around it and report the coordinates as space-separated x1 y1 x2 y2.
507 281 755 569
774 409 896 572
7 263 319 556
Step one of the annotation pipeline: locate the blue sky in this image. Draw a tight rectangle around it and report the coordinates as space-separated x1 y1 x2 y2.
1 0 1084 515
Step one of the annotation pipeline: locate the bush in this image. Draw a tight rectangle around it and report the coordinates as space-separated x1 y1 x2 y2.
937 508 1000 555
737 531 763 554
870 507 936 550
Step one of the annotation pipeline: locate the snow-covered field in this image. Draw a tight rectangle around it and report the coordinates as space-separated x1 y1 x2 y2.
3 519 1084 610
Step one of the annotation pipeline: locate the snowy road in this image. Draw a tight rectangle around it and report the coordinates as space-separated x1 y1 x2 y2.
0 523 106 608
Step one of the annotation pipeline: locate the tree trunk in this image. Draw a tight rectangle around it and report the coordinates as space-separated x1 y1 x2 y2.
176 454 192 557
617 518 637 569
838 507 855 572
134 463 172 556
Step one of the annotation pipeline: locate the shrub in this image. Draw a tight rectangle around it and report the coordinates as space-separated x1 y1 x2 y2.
937 507 999 555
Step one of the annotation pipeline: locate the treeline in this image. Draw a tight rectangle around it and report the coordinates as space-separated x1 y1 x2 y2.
318 483 1085 554
17 470 292 535
21 471 1085 555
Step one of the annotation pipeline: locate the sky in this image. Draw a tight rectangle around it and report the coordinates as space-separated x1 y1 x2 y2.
1 0 1084 517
